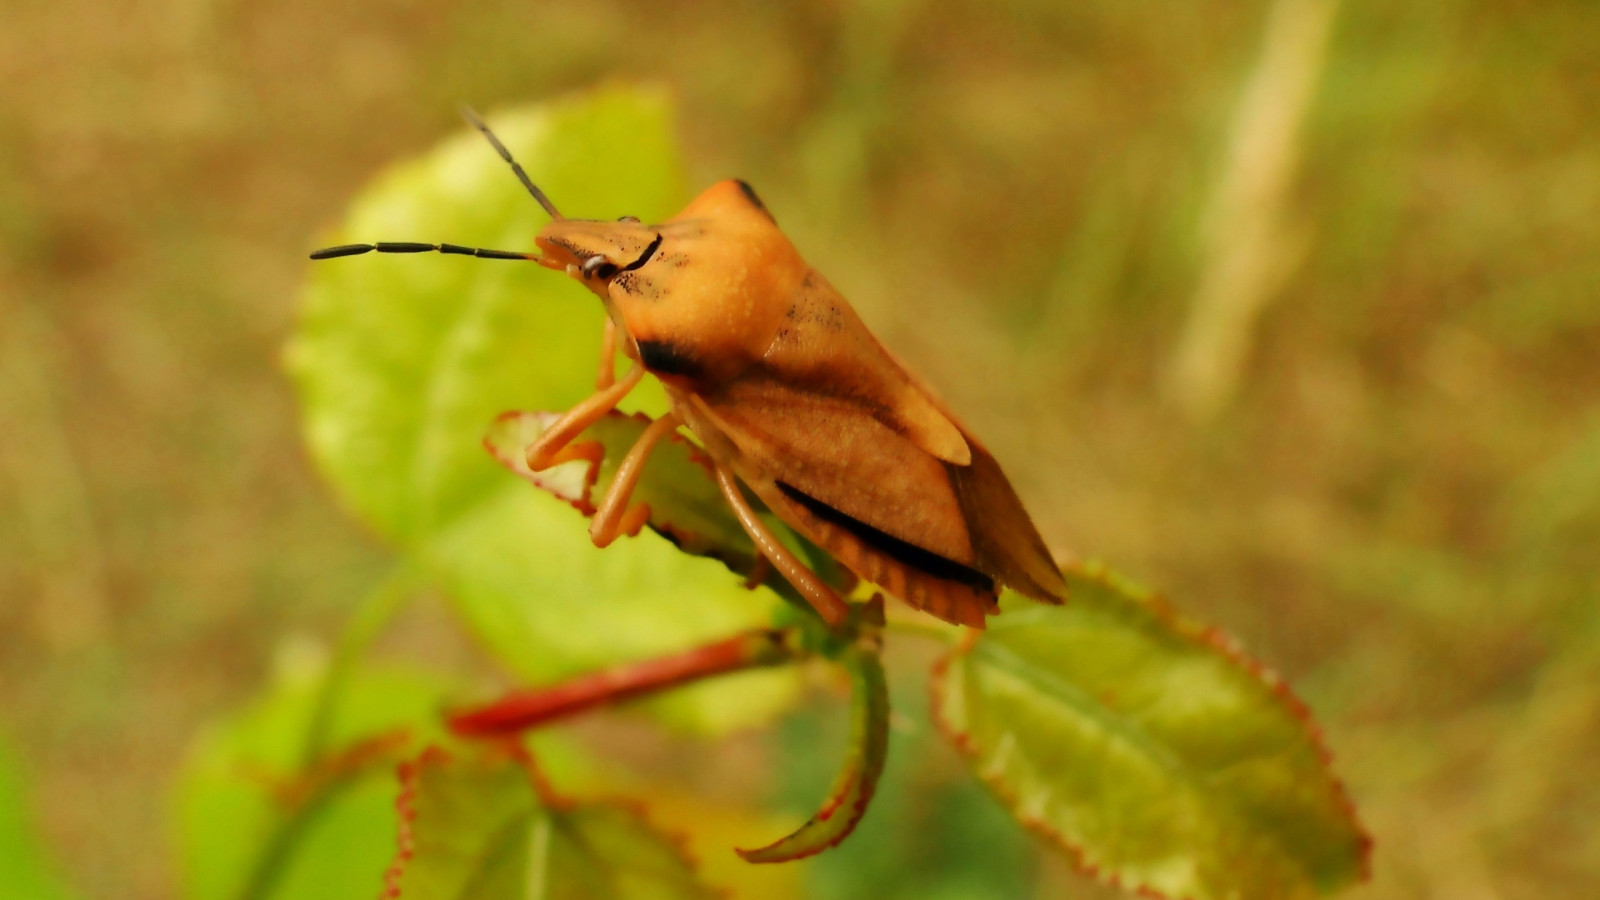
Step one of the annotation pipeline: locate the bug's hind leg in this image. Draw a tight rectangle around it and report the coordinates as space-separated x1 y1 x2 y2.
713 464 850 627
525 363 645 471
589 412 680 548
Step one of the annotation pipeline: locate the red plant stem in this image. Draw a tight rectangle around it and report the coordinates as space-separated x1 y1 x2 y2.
449 627 802 737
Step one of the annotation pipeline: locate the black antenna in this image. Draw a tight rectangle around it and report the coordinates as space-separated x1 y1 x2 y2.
308 107 565 262
309 242 533 261
459 105 564 220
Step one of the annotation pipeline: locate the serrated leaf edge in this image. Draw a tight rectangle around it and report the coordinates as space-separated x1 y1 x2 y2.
928 564 1373 900
381 745 726 900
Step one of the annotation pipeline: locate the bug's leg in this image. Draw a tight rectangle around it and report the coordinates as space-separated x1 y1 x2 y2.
714 465 850 627
589 412 681 548
541 438 605 470
595 317 618 390
525 363 645 471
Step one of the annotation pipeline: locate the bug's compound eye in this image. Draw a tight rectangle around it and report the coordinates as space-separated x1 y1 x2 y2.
617 215 641 224
581 255 620 280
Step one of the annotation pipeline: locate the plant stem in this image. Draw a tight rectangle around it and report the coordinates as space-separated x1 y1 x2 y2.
302 562 425 767
236 565 425 900
449 627 805 737
236 779 346 900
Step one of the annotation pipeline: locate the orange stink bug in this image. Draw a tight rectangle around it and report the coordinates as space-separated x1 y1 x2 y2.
312 108 1067 628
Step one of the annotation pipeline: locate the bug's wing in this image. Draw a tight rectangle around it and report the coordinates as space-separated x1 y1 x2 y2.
688 367 1067 625
747 266 1066 606
694 373 976 562
687 375 997 626
942 428 1070 605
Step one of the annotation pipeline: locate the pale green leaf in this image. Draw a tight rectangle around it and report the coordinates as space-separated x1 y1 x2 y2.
390 749 718 900
174 657 453 900
932 566 1369 900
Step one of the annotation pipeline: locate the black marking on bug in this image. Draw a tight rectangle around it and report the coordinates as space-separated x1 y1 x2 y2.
622 233 663 272
613 270 659 299
636 339 703 379
774 481 996 593
783 285 846 331
735 180 775 222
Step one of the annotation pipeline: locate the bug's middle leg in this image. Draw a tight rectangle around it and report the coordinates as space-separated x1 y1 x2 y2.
589 412 681 548
713 464 850 627
595 316 618 390
525 363 645 471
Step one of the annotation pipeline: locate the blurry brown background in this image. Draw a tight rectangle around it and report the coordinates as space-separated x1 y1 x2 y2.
2 0 1598 897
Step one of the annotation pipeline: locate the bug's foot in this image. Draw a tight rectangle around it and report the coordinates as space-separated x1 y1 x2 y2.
590 501 652 548
529 438 603 473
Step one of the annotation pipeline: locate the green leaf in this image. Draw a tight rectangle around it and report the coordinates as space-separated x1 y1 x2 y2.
424 482 799 733
388 748 719 900
777 676 1039 900
737 639 889 863
931 565 1370 900
174 652 453 900
288 87 797 732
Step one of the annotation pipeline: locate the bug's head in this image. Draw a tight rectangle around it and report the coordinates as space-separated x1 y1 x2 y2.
534 217 662 299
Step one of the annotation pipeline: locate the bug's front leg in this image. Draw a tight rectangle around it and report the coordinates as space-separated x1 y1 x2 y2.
525 363 645 471
713 464 851 627
588 412 681 548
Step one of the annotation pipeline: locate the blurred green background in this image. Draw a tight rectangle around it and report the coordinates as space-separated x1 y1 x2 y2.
2 0 1597 897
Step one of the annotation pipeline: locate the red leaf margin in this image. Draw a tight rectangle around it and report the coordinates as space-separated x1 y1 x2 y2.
380 744 721 900
736 639 888 863
928 564 1373 900
483 409 717 518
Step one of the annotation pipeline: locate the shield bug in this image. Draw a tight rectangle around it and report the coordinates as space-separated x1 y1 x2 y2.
311 108 1067 628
